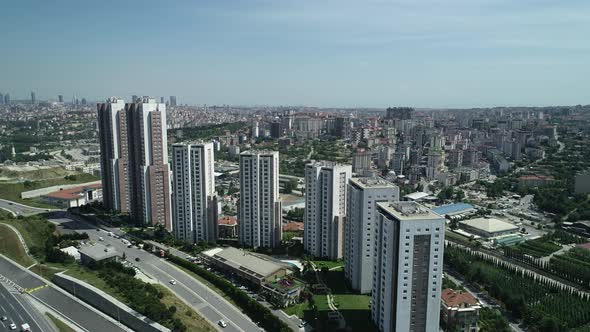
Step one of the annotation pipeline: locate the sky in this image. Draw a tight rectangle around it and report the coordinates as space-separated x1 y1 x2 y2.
1 0 589 108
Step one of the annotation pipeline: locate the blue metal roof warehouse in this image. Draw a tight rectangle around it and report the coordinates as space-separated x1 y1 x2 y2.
432 203 474 216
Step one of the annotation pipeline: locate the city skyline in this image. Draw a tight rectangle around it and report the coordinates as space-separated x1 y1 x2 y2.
2 1 590 108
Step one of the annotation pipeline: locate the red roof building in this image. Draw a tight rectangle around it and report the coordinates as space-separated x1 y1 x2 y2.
218 216 238 239
283 222 304 232
440 288 481 332
43 183 102 208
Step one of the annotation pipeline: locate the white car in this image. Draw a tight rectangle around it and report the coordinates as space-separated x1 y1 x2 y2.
9 323 16 330
98 237 104 241
0 316 6 321
169 280 177 285
218 320 227 328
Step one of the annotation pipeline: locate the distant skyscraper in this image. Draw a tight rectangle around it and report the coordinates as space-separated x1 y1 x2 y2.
160 97 165 104
345 177 399 294
132 95 139 103
126 97 172 230
304 161 351 260
372 201 445 332
97 97 130 213
352 149 372 174
239 150 282 248
0 93 3 105
58 95 64 103
385 107 413 120
31 91 36 104
169 96 177 107
270 122 282 138
251 122 259 138
81 98 87 105
4 93 10 105
172 142 218 244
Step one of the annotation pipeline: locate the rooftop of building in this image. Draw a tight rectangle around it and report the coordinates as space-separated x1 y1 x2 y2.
44 183 101 200
218 216 237 226
202 247 289 279
306 160 351 169
441 289 479 308
519 175 555 181
432 203 475 216
377 201 442 221
240 150 278 156
264 277 305 294
349 176 396 189
78 243 118 261
577 243 590 251
459 217 519 233
403 191 430 201
283 222 304 232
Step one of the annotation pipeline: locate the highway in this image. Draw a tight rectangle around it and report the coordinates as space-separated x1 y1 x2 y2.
0 283 47 332
53 215 264 332
0 255 127 332
0 198 55 216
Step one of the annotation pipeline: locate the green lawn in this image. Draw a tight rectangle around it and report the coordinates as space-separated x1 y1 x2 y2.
0 173 98 208
332 294 371 310
283 302 308 318
156 285 216 332
0 224 35 266
46 313 77 332
0 215 55 252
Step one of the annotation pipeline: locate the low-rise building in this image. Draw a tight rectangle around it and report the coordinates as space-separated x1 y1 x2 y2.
459 217 519 238
518 175 556 188
60 246 81 261
78 244 119 265
201 247 293 286
218 216 238 238
42 183 102 208
441 288 481 332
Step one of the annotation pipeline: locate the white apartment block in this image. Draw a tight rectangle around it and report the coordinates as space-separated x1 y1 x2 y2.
304 161 352 260
172 142 218 244
372 201 445 332
239 150 282 248
344 177 399 294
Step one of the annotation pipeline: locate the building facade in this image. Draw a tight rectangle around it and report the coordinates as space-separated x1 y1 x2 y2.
97 98 130 213
126 97 172 230
304 161 352 260
239 150 282 248
441 288 481 332
344 177 399 294
172 142 218 244
372 201 445 332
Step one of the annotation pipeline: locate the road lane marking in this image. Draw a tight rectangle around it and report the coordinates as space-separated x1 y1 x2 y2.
150 264 245 332
26 284 48 294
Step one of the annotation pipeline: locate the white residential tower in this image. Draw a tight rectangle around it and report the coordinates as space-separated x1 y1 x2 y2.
372 201 446 332
304 161 352 260
238 150 282 248
344 177 399 294
172 142 218 243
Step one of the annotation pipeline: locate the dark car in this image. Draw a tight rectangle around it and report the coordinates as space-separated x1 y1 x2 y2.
135 257 140 262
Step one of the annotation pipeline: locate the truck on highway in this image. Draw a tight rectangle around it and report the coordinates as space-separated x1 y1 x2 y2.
21 323 31 332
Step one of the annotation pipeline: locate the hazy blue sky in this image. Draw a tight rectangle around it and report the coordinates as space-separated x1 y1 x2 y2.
1 0 589 107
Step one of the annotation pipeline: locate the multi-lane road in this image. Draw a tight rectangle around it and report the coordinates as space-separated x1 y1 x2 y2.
0 283 47 332
53 215 264 332
0 198 54 216
0 255 128 332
